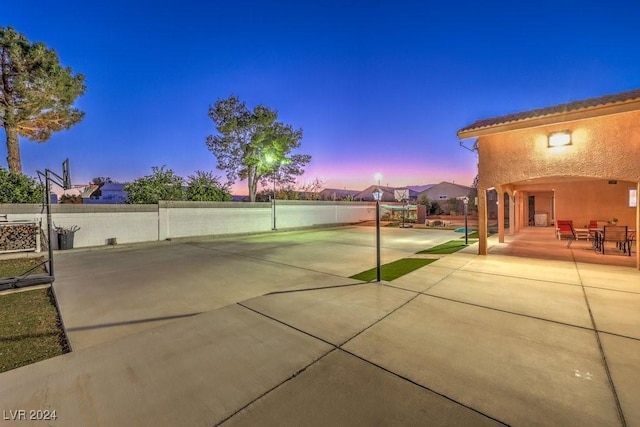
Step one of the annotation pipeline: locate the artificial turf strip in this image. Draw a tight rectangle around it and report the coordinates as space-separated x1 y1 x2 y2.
0 287 68 373
350 258 436 282
0 256 47 278
417 240 477 255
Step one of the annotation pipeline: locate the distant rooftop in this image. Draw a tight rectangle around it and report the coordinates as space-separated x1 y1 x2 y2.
458 88 640 138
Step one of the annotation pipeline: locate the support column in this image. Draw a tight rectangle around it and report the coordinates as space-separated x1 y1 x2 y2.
478 189 488 255
509 192 516 235
498 188 505 243
636 182 639 270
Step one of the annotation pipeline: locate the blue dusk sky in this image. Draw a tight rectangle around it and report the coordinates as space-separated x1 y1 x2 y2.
3 1 640 194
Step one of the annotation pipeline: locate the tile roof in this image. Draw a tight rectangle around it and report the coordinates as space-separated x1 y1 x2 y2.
458 88 640 136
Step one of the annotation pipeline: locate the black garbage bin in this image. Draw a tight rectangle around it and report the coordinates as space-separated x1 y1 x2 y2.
57 232 75 250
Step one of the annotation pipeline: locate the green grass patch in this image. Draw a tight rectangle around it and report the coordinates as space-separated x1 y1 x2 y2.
0 256 47 278
0 287 68 373
350 258 436 282
418 240 477 254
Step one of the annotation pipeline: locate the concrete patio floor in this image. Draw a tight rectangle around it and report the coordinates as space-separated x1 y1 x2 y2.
488 225 637 268
1 226 639 426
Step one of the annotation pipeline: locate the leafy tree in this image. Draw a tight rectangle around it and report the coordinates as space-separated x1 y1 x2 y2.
0 167 43 203
124 166 184 204
275 184 300 200
297 178 324 200
0 27 86 173
428 201 443 216
91 177 112 185
445 198 462 215
186 171 232 201
206 95 311 202
468 175 479 214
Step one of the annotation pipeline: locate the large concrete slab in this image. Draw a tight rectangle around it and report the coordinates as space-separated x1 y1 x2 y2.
343 295 621 426
423 269 593 328
576 262 640 292
390 264 457 293
599 333 640 426
53 226 456 349
0 304 332 427
54 243 348 349
461 254 583 285
242 283 416 345
223 349 504 427
585 287 640 339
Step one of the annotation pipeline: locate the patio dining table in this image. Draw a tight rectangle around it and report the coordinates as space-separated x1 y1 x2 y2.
593 228 635 255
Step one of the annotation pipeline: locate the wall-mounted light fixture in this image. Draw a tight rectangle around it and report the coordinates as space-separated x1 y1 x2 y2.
548 130 572 147
630 188 637 208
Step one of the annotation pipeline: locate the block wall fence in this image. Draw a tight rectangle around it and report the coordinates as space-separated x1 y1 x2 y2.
0 201 376 250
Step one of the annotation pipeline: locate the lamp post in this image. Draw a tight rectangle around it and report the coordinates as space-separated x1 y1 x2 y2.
271 170 277 230
265 155 278 230
463 196 469 246
372 187 383 282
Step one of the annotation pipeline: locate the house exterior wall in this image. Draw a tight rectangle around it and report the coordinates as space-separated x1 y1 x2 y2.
552 180 636 228
477 110 640 190
417 182 471 202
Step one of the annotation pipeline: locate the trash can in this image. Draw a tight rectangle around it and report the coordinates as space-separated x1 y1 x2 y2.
54 225 80 250
57 232 75 250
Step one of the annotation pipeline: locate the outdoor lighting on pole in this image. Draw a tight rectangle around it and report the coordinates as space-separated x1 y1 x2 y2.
265 154 277 230
271 170 277 230
374 172 383 187
462 196 469 246
372 187 383 282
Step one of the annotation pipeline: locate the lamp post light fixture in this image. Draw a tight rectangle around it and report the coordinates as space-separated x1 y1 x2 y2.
372 187 383 282
462 196 469 246
374 172 383 186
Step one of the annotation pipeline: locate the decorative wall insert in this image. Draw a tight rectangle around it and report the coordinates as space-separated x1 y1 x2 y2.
0 221 41 253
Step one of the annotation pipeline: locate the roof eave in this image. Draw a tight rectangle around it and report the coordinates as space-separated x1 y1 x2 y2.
457 97 640 140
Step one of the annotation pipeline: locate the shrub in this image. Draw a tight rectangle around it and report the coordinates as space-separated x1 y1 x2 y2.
0 168 44 203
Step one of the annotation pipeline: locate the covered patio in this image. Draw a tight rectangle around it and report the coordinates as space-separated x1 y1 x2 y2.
458 88 640 269
488 225 636 268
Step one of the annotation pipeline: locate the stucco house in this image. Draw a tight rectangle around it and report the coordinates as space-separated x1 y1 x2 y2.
457 88 640 269
354 185 398 202
416 181 471 203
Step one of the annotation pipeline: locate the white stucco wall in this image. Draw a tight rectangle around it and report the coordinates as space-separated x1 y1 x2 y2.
0 201 374 250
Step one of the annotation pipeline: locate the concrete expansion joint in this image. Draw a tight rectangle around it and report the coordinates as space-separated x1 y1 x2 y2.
235 290 510 426
338 348 510 426
575 269 627 427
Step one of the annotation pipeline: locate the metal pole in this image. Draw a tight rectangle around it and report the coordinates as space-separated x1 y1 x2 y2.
376 199 381 282
464 200 469 246
272 173 277 230
45 170 54 277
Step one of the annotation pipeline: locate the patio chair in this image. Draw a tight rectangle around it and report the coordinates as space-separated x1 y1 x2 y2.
556 220 577 248
556 219 573 240
600 225 629 255
624 231 635 255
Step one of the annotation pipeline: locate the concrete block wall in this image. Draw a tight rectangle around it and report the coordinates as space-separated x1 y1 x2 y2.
0 201 374 249
160 202 272 239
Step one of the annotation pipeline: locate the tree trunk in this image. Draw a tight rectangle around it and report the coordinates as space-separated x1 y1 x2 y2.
5 126 22 173
248 167 257 202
